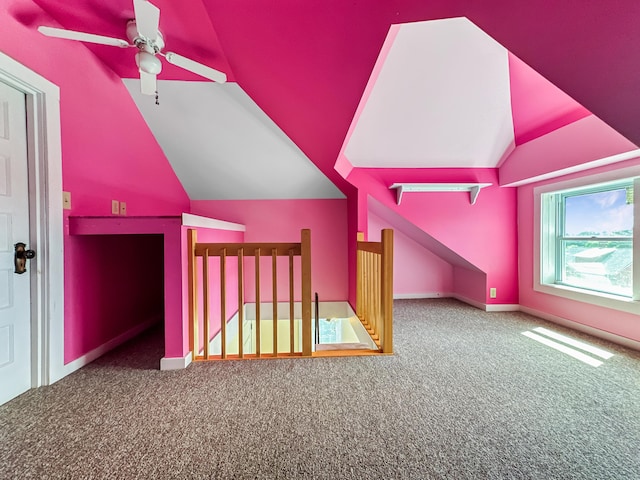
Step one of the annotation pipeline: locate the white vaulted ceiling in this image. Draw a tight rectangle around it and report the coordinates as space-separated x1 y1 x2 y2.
123 80 344 200
344 17 515 168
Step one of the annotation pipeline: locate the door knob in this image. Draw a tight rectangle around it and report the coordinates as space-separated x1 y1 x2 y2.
14 242 35 274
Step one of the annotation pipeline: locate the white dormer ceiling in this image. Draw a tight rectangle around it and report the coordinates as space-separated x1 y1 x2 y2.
344 17 514 168
123 80 344 200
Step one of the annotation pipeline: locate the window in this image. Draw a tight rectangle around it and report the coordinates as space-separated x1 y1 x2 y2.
538 175 640 311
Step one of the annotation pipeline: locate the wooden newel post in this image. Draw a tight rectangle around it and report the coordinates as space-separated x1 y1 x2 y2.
301 229 312 356
381 229 393 354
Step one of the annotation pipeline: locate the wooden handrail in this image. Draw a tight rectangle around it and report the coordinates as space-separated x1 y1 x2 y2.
195 243 301 257
188 229 312 361
356 242 383 255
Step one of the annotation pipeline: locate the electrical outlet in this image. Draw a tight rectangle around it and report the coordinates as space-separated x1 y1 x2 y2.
490 287 497 299
111 200 120 215
62 191 71 210
119 202 127 216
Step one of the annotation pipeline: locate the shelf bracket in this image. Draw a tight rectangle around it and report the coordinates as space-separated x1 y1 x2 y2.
469 185 481 205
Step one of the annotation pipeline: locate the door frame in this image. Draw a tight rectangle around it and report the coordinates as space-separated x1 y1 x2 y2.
0 51 64 388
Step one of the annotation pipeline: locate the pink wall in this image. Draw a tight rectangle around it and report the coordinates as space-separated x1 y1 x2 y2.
518 160 640 343
453 267 487 304
68 217 185 360
2 4 190 364
368 211 453 296
190 199 349 302
346 191 369 308
64 234 164 362
347 168 518 305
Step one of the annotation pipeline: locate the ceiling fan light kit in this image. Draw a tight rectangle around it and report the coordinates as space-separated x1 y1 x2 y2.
136 51 162 75
37 0 227 96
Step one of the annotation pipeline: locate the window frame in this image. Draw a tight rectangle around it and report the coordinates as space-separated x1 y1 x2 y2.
556 180 633 296
533 167 640 314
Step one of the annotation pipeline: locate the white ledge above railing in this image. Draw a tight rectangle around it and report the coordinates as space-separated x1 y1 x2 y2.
389 183 493 205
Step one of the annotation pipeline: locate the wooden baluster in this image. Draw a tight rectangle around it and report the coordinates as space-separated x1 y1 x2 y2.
373 252 379 339
361 250 368 329
272 248 278 357
238 248 244 358
221 248 227 359
367 252 376 333
366 252 376 335
361 250 368 328
203 248 210 359
187 229 198 360
367 252 373 335
375 253 381 345
301 229 312 357
289 249 295 354
381 229 394 354
356 232 364 322
255 248 261 358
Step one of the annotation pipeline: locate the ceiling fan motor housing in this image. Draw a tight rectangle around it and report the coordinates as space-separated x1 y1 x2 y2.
126 19 164 53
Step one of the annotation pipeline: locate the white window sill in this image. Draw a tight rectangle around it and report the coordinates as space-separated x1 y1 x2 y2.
535 282 640 315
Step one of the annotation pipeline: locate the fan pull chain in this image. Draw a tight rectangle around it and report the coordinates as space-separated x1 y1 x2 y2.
155 91 159 106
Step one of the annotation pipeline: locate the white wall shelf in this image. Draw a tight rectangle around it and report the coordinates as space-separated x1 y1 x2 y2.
389 183 492 205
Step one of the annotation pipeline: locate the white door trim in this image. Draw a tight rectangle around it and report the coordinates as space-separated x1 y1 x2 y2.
0 51 64 387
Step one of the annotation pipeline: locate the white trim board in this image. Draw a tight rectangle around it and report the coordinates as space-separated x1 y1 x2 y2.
394 293 450 299
396 293 520 311
160 351 193 371
485 303 520 312
0 51 64 387
181 213 246 231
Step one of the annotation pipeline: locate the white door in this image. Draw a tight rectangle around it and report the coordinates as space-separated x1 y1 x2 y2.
0 80 31 405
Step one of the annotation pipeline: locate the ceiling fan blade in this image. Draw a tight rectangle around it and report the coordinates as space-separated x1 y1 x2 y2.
133 0 160 42
164 52 227 83
38 26 130 48
139 70 157 96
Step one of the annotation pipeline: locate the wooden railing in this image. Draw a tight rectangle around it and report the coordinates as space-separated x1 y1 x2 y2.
188 229 312 360
356 229 394 353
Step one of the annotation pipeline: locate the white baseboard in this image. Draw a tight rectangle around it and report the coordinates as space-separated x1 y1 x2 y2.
449 294 519 312
393 293 449 299
519 306 640 351
486 304 520 312
160 351 193 370
61 317 160 376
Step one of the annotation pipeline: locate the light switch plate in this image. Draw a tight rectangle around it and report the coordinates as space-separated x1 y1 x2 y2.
63 191 71 210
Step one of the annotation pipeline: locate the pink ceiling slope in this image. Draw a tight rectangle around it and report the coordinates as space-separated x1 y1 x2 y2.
338 17 625 175
20 0 640 191
509 53 590 145
201 1 640 187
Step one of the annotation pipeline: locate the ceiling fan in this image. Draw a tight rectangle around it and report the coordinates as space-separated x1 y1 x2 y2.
37 0 227 96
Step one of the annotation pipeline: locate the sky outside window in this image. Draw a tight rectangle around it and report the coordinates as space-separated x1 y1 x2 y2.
564 188 633 237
